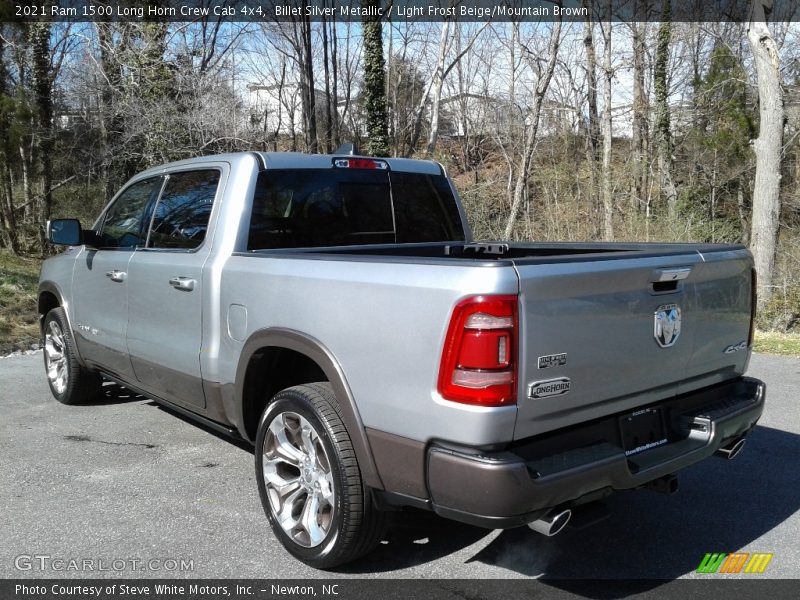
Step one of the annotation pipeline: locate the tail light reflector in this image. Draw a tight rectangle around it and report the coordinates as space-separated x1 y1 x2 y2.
438 295 518 406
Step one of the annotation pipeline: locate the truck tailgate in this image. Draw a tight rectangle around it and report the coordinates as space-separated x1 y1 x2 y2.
512 249 753 440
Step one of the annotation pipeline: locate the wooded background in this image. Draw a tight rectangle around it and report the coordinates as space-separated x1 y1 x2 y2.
0 1 798 332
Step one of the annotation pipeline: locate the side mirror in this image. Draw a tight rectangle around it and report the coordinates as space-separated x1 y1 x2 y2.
47 219 83 246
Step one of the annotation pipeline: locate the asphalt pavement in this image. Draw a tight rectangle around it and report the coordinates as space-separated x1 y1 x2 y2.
1 352 798 583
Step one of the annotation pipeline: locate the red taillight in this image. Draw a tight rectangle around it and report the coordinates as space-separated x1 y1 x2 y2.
748 268 757 347
333 158 388 170
438 295 518 406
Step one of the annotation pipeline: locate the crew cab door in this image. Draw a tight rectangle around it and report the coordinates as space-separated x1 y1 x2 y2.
71 177 164 379
126 169 222 409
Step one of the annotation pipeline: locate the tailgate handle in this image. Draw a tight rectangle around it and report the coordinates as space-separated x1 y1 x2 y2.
650 267 692 283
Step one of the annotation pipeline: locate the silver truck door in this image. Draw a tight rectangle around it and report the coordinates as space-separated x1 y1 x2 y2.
126 169 222 409
71 177 164 379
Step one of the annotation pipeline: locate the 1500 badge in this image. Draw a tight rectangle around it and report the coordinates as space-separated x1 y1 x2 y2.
528 377 571 399
538 353 567 369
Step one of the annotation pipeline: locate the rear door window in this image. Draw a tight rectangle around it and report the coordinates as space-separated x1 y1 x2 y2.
146 170 220 250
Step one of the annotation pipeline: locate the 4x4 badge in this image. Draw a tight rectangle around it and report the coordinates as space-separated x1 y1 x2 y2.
654 303 681 348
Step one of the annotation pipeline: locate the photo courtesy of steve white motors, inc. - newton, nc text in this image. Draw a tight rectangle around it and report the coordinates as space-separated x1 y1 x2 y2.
2 0 800 599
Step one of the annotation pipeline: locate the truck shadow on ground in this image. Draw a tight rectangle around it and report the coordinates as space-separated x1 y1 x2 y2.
344 425 798 592
84 380 149 405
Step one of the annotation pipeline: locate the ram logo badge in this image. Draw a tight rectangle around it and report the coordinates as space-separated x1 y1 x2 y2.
528 378 571 399
538 353 567 369
654 303 681 348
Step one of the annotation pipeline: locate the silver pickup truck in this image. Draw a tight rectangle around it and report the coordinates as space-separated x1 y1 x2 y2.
39 151 765 568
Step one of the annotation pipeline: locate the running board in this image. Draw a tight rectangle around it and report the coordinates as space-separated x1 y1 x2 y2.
97 371 242 440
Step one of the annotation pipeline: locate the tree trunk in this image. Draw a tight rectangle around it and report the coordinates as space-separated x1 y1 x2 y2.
654 1 678 220
583 8 600 237
362 2 389 157
0 33 19 253
322 13 333 154
299 9 317 153
31 22 53 254
407 24 447 156
747 0 783 309
424 21 451 157
331 12 340 149
600 12 614 241
0 165 19 254
19 141 33 224
631 17 648 216
503 21 562 240
737 180 749 245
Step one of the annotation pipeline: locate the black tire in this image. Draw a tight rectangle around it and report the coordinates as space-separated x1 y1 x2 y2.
254 382 386 569
42 307 103 405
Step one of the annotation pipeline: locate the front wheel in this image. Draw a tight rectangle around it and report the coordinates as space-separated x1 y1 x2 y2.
254 383 386 569
42 307 102 405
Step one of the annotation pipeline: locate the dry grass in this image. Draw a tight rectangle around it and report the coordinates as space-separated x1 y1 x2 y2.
754 330 800 358
0 251 41 354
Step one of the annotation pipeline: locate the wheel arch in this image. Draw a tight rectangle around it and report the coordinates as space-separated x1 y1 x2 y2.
235 328 384 490
38 281 62 331
38 281 87 366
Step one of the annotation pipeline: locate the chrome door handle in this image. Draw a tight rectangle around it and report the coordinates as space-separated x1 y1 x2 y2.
105 270 126 282
168 277 196 291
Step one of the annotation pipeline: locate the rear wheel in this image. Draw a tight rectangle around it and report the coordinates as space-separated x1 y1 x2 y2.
43 307 102 405
254 383 386 569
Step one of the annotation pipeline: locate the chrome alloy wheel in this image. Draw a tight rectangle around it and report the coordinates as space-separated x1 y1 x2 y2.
44 320 68 394
262 411 335 548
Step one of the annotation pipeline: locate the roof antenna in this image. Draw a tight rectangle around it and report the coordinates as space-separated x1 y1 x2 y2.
335 142 358 156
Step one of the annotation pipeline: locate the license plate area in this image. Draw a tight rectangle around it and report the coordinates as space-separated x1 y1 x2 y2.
619 408 668 456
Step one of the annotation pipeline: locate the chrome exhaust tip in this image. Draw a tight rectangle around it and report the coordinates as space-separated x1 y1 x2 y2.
528 509 572 537
715 438 746 460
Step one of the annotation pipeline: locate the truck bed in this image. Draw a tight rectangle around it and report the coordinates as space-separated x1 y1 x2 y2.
231 240 753 442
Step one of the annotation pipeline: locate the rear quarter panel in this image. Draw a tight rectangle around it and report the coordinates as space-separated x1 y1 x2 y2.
218 255 520 446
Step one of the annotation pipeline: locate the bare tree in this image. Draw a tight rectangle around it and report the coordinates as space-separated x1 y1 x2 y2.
630 13 649 215
503 20 563 239
747 0 784 308
406 20 486 157
0 29 19 253
583 6 601 236
654 0 678 220
599 8 614 240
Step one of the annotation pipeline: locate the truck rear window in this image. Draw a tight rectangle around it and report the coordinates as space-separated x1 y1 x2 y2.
247 169 465 250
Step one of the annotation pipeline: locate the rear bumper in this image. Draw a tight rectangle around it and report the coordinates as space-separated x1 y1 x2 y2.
426 376 765 529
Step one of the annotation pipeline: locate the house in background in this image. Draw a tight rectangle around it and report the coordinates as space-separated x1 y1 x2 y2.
439 92 582 140
248 82 365 142
247 83 304 138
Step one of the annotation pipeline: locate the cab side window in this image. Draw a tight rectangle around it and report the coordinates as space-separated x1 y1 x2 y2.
99 178 163 249
147 170 220 250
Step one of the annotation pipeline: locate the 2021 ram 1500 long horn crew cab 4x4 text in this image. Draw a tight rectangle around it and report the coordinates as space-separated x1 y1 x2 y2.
39 151 765 568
